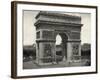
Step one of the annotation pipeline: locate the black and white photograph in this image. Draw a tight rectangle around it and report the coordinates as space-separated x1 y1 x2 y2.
23 11 91 69
11 1 97 78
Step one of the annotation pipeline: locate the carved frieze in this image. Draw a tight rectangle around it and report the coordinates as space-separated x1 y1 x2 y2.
70 32 80 39
42 31 54 39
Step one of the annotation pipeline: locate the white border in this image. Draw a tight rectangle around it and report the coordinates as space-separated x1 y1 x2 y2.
17 4 96 76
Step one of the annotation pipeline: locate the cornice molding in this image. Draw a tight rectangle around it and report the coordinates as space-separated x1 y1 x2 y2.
35 20 83 27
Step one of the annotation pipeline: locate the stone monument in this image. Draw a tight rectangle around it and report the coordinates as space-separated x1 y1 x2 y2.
34 11 83 65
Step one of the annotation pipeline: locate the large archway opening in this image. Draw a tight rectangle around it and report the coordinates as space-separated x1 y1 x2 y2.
55 34 62 45
55 33 68 61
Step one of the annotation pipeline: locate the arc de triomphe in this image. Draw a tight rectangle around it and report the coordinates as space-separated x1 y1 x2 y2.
34 11 83 65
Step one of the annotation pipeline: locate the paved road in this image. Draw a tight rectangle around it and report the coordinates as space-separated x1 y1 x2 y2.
23 60 88 69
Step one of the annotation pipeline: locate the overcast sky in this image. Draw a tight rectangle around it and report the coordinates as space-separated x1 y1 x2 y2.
23 10 91 45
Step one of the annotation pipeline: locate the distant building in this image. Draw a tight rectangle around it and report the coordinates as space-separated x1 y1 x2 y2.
23 44 36 58
81 43 91 60
81 43 91 51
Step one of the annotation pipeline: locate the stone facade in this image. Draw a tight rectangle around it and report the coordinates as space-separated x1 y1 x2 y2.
34 11 83 65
